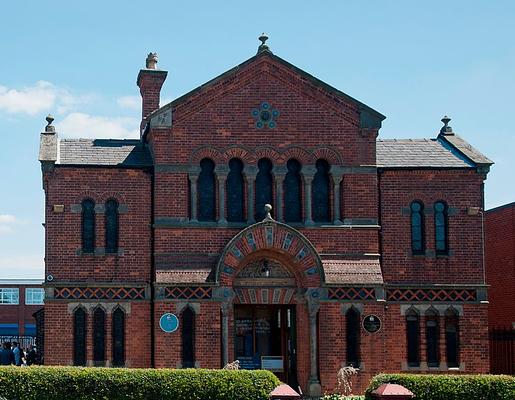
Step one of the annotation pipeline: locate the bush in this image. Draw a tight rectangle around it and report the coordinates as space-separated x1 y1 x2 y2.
365 374 515 400
0 366 280 400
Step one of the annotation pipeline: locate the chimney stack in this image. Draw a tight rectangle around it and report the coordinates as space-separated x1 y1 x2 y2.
137 52 168 133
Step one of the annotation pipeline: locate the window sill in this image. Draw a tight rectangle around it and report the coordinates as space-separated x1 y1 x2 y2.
76 248 124 256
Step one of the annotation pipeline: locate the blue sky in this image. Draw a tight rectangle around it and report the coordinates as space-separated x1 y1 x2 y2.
0 1 514 278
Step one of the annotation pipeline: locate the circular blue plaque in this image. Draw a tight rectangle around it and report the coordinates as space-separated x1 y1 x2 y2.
159 313 179 333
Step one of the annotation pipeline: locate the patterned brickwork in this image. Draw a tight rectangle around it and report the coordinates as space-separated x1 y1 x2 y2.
54 287 146 300
386 287 477 302
163 286 212 300
327 287 376 301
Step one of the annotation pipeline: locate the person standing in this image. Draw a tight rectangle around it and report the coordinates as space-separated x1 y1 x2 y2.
12 342 22 366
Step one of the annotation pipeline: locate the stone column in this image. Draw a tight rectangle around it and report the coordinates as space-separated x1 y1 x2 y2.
244 166 257 224
188 168 200 222
332 167 344 225
303 166 316 225
273 166 287 222
215 165 229 225
221 301 231 366
307 301 322 396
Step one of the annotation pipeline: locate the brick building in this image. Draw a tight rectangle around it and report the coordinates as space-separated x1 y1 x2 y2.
0 279 44 338
38 37 493 394
486 202 515 330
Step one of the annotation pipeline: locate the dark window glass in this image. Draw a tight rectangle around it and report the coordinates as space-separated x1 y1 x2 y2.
445 309 460 367
346 307 360 367
410 201 425 254
406 310 420 367
198 158 216 221
105 199 119 253
434 201 448 254
425 309 440 367
255 158 273 221
182 307 195 368
227 158 245 222
73 308 87 366
112 308 125 367
82 199 95 253
93 307 105 365
284 159 302 223
313 159 330 222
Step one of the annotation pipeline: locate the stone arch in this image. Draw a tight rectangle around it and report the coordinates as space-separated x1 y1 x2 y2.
216 219 324 286
189 146 224 165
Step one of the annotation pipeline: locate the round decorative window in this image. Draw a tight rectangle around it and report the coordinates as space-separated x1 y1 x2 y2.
252 102 280 129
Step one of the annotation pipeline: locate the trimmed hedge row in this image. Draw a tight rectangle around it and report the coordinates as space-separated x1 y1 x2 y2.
0 366 281 400
365 374 515 400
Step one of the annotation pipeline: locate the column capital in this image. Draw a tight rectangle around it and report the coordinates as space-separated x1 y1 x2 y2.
272 165 287 177
302 165 317 179
243 165 258 177
215 165 230 176
188 165 201 175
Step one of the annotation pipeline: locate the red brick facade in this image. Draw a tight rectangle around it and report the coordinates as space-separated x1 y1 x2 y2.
39 42 492 395
486 202 515 329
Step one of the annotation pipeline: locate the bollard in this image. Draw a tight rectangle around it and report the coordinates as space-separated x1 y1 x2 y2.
371 383 414 400
269 384 301 400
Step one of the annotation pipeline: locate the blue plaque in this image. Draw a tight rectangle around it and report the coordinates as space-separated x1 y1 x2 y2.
159 313 179 333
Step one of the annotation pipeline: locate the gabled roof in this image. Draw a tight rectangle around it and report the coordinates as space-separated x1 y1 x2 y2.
148 48 386 125
58 139 152 167
377 138 475 168
438 132 493 166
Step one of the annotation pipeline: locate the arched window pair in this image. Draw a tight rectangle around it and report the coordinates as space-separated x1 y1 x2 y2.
410 201 448 255
73 307 125 367
81 199 119 254
195 157 332 223
406 308 460 368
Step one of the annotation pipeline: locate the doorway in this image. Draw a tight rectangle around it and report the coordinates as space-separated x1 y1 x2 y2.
234 304 297 387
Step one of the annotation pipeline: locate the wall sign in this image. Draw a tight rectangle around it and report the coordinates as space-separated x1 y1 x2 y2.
363 314 381 333
159 313 179 333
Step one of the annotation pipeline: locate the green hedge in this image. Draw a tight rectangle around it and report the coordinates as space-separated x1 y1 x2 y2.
0 366 281 400
365 374 515 400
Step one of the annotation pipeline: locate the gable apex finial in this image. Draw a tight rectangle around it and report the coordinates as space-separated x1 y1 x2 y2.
440 115 453 135
257 33 271 54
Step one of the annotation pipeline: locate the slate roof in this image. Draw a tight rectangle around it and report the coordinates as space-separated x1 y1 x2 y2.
439 133 493 165
58 139 152 167
322 258 383 285
155 254 217 284
376 138 475 168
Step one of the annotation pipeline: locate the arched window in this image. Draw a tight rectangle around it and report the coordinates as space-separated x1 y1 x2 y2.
406 308 420 367
105 199 119 254
112 307 125 367
346 307 360 367
227 158 245 222
284 159 302 223
182 306 195 368
73 307 87 366
425 308 440 367
93 307 106 366
410 201 425 255
434 201 449 255
445 308 460 368
198 158 216 221
82 199 95 253
313 159 330 222
255 158 273 221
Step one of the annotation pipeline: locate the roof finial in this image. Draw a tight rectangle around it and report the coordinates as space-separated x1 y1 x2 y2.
440 115 453 135
263 203 273 221
258 33 270 53
146 52 158 69
45 114 55 133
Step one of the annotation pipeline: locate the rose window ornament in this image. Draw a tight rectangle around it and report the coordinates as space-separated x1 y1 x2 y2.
252 102 280 129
